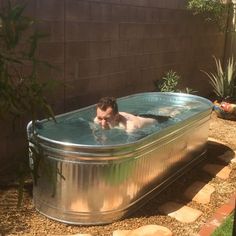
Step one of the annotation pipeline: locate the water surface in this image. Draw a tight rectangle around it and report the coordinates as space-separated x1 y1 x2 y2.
36 97 208 146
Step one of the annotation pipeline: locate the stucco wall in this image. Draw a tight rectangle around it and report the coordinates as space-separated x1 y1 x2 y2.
0 0 226 169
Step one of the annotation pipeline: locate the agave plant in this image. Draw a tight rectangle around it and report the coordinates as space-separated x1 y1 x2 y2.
202 56 236 101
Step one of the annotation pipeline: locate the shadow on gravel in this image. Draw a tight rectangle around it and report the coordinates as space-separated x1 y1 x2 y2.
128 140 235 219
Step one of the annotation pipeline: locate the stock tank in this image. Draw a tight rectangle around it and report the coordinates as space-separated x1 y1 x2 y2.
27 92 213 225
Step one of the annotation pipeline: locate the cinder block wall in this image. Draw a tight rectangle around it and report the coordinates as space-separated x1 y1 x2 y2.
0 0 226 169
62 0 225 111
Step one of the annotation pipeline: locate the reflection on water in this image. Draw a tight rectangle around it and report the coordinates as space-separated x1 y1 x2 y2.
36 100 206 146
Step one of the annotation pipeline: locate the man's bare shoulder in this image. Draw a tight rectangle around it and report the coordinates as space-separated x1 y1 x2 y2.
119 112 137 120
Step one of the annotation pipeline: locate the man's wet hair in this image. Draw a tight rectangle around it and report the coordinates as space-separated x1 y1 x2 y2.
97 97 118 114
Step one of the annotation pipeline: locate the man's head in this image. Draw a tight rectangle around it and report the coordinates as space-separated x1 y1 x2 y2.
96 97 119 129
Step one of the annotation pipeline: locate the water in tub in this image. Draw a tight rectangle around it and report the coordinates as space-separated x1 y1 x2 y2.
35 99 207 145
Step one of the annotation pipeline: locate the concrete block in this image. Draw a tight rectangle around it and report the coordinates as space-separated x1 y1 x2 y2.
36 0 64 21
90 2 112 22
127 39 143 54
65 0 90 21
66 22 91 41
38 42 64 63
66 42 90 60
89 41 110 58
100 57 120 75
111 5 130 22
110 40 128 56
78 59 100 78
89 22 119 41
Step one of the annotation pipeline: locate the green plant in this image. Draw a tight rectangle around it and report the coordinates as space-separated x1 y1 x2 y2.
154 70 180 92
212 212 234 235
202 56 236 101
0 1 56 205
0 1 55 125
154 70 197 94
181 87 198 94
187 0 231 31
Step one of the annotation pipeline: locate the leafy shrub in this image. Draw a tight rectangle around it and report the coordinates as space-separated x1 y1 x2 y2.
0 0 57 206
0 1 55 127
187 0 230 31
154 70 180 92
154 70 197 94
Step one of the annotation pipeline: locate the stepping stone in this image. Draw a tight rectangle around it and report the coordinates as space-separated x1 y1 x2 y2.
231 157 236 164
113 225 173 236
207 137 226 145
217 150 236 163
73 234 92 236
184 181 215 204
203 164 231 180
113 230 130 236
159 202 202 223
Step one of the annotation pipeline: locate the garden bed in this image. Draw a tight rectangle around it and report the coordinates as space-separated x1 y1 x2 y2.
0 112 235 236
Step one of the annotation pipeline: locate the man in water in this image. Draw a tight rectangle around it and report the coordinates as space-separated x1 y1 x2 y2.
94 97 161 133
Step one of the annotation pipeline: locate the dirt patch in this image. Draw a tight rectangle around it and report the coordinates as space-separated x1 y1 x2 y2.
0 112 235 236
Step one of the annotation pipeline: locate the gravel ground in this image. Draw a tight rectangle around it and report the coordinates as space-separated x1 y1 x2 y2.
0 112 236 236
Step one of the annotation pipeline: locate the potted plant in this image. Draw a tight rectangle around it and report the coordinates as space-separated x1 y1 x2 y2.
202 56 236 120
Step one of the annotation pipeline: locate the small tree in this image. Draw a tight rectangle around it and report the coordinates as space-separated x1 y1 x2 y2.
0 1 55 124
186 0 231 31
0 1 56 205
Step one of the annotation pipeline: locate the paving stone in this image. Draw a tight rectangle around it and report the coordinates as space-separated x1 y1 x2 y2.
184 181 215 204
207 137 226 145
52 233 93 236
203 164 231 180
113 230 131 236
57 234 92 236
217 150 236 163
231 158 236 164
73 234 92 236
159 202 202 223
113 225 173 236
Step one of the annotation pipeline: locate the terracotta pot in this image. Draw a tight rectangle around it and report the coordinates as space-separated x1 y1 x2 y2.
214 101 236 120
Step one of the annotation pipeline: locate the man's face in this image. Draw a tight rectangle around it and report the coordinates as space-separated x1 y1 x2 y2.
96 107 117 129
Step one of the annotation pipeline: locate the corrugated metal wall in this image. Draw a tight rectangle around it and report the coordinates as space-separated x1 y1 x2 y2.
0 0 226 170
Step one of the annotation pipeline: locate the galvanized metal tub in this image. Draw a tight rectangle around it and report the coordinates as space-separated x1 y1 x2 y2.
27 92 213 225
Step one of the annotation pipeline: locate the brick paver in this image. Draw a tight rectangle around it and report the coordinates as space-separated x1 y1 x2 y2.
159 202 202 223
184 181 215 204
203 164 231 180
197 194 236 236
113 225 173 236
